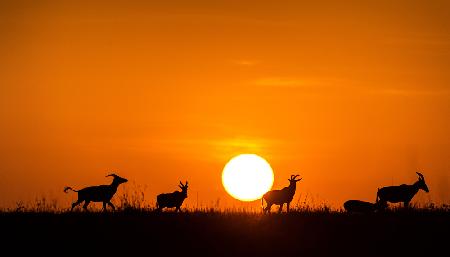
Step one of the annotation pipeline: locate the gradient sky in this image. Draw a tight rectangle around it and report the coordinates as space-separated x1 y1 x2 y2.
1 0 449 208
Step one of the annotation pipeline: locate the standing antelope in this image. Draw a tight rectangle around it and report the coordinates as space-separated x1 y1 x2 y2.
262 174 302 213
377 172 429 208
156 181 189 212
64 173 128 211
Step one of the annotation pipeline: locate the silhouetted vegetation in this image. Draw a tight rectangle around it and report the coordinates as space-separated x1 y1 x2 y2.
1 184 449 257
1 206 449 257
1 178 448 256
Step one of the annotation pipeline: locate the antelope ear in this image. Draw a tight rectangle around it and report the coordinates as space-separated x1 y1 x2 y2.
179 185 183 189
185 181 188 186
179 181 184 186
296 178 302 182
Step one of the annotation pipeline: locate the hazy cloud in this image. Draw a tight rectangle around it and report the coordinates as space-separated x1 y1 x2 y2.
253 77 305 87
232 59 259 66
373 88 450 96
252 77 345 88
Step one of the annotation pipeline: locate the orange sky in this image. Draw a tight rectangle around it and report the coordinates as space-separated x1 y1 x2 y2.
0 0 449 208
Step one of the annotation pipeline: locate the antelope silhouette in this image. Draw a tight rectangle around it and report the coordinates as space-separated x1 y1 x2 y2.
262 174 302 213
343 199 387 213
377 172 429 208
64 173 128 211
156 181 188 212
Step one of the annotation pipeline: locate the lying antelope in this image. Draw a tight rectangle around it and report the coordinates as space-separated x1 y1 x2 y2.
262 174 302 213
343 199 387 213
156 181 188 212
64 173 128 211
377 172 429 208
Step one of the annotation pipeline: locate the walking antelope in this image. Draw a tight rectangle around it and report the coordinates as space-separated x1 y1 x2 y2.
156 181 189 212
377 172 429 208
64 173 128 211
262 174 302 213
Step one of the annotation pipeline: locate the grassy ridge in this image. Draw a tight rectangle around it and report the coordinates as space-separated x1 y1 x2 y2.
1 209 449 257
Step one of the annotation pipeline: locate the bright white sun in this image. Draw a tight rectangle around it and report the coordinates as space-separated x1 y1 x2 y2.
222 154 274 201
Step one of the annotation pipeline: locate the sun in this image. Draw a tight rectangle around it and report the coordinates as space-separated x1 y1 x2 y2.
222 154 274 201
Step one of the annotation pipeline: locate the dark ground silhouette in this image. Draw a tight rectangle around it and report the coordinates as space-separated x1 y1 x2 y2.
1 210 448 257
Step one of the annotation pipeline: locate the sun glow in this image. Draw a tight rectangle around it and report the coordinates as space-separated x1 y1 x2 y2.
222 154 274 201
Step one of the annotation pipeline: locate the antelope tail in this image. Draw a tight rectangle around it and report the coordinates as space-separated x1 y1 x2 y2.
64 187 78 193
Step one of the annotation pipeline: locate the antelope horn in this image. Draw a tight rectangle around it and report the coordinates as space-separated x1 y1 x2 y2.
185 181 188 186
416 172 424 179
106 173 117 178
179 181 184 186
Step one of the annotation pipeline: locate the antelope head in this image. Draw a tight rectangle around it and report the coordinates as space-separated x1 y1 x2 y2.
416 172 429 193
179 181 189 195
106 173 128 185
288 174 302 187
